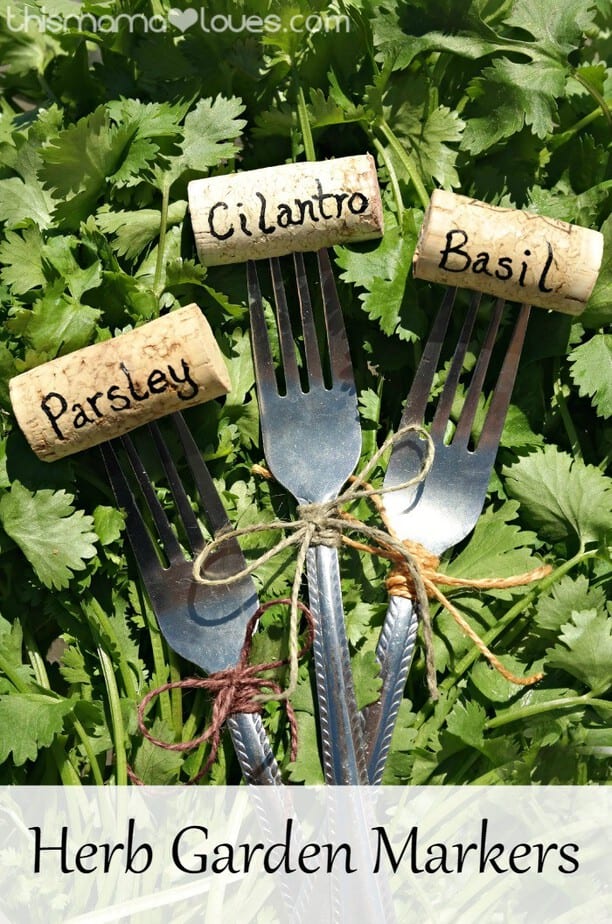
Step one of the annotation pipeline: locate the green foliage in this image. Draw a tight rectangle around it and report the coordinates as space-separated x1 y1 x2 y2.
0 482 97 589
0 694 75 765
503 447 612 550
0 0 609 786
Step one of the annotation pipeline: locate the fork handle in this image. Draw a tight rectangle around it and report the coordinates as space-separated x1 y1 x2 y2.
363 595 418 785
227 714 284 785
306 546 370 785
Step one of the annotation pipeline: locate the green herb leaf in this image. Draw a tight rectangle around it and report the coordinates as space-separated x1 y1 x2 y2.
0 482 97 589
0 693 74 766
503 446 612 549
547 610 612 692
569 333 612 419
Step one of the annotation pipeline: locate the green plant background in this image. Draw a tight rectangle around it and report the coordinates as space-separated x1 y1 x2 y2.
0 0 610 785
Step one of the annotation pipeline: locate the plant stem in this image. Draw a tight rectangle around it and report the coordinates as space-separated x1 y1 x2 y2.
413 550 597 741
22 631 104 783
98 645 128 785
0 651 30 694
485 694 612 729
553 365 583 460
71 716 105 786
375 118 430 209
296 84 316 162
51 739 81 786
372 135 404 221
23 628 50 688
154 174 171 297
442 549 597 691
137 587 173 730
182 688 206 742
549 100 612 151
83 596 138 701
571 74 612 125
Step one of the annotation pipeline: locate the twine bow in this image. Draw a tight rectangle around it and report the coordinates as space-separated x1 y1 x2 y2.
129 599 315 786
194 425 550 700
194 425 436 696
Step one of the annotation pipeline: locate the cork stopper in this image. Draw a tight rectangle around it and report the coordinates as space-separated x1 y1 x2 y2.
9 305 230 461
188 154 383 266
413 189 604 314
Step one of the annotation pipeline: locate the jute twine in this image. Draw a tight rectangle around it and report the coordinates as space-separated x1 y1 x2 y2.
129 599 315 786
193 425 551 701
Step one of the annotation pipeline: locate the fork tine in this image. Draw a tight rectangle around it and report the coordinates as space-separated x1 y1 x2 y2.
100 439 171 570
171 413 231 535
294 251 324 386
452 297 506 447
478 303 531 452
121 432 184 565
317 248 354 384
399 286 457 427
247 261 277 394
270 256 301 390
149 420 203 556
430 290 481 440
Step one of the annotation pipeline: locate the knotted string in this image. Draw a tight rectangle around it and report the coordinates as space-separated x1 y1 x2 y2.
129 599 314 785
193 424 435 696
193 424 551 699
343 490 550 690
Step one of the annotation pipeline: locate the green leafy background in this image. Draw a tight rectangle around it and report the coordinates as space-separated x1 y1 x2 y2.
0 0 610 785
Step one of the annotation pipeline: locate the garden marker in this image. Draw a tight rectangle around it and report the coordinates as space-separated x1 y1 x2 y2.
188 154 383 266
413 189 604 315
9 305 230 461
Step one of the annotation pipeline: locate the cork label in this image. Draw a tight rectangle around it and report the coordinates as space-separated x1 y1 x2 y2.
40 358 200 442
438 231 555 293
10 304 231 462
188 154 383 266
413 189 604 315
207 182 370 243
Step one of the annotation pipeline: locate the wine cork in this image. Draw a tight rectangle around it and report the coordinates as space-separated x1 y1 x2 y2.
413 189 604 314
188 154 383 266
9 305 231 462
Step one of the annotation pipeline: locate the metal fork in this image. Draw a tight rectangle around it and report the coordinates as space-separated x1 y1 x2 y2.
247 249 368 785
100 412 283 785
364 288 532 783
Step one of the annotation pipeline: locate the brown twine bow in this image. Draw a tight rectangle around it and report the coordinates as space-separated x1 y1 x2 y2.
128 599 315 786
193 424 551 700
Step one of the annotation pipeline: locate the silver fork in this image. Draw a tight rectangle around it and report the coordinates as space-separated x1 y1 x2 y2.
101 412 283 785
247 249 368 785
365 288 532 783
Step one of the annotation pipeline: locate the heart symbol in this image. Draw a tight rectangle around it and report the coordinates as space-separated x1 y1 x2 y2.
168 8 198 32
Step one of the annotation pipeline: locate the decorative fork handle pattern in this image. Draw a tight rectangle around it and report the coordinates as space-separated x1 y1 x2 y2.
227 714 284 786
363 595 419 785
306 545 370 785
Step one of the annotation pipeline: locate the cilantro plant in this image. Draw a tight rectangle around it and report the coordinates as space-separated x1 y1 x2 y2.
0 0 610 786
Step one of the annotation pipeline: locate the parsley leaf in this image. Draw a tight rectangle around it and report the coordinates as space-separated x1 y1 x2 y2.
0 225 45 294
446 500 543 597
569 334 612 419
0 482 97 589
503 446 612 550
547 610 612 692
40 108 132 229
335 209 423 340
534 574 607 634
0 694 75 766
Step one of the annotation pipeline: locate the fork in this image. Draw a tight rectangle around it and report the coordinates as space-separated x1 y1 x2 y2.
364 288 532 783
247 249 368 785
100 412 283 786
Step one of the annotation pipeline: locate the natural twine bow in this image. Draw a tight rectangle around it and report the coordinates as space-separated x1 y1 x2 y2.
129 599 315 786
193 425 550 700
